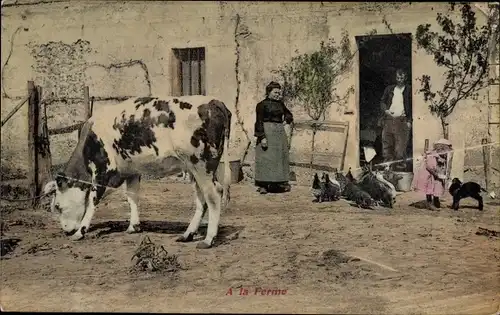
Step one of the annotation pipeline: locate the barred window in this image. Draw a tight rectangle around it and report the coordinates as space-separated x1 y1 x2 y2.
172 47 206 96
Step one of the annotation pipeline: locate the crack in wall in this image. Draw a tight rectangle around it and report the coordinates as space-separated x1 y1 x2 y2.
381 16 394 34
1 26 28 99
2 0 83 7
85 59 152 96
234 13 252 162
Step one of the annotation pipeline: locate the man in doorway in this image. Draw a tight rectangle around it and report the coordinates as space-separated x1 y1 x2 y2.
379 68 412 170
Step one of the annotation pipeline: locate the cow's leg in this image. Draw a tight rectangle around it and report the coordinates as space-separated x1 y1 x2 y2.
176 181 206 243
196 180 222 249
125 175 142 233
71 190 97 241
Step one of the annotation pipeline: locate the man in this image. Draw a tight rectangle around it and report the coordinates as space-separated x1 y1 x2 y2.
379 68 412 170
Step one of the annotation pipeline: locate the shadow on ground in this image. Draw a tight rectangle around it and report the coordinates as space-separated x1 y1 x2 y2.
88 220 244 247
457 205 481 210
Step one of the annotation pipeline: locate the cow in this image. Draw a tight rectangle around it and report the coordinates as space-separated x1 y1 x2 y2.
42 96 232 249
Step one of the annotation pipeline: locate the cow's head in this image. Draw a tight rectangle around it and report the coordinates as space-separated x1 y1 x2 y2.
43 173 90 233
43 121 95 234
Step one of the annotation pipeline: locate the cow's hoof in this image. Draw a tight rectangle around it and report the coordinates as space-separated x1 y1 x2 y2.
176 233 194 243
196 241 212 249
70 231 84 241
126 224 141 234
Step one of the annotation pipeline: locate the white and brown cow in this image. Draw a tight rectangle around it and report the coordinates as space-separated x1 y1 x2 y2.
43 96 232 249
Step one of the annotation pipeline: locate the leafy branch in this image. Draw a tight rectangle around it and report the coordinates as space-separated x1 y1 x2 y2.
272 30 359 165
415 2 497 138
272 30 356 121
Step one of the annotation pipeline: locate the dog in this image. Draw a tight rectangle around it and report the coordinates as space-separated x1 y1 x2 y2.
448 178 496 211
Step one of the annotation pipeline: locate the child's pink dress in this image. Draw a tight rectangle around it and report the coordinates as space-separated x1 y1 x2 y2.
412 150 447 197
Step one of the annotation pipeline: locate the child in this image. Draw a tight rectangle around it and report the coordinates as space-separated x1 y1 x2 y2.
412 138 453 210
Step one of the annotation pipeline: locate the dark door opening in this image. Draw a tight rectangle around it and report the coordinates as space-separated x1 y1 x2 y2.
356 33 413 172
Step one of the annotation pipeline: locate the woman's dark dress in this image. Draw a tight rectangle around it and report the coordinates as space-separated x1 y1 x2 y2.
254 98 294 189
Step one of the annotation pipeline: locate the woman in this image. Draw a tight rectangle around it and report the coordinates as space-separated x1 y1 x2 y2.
411 138 453 210
254 81 294 194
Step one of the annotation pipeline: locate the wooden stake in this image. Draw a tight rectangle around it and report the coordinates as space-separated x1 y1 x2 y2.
90 96 95 117
341 122 349 171
79 86 90 138
83 86 90 119
482 138 490 191
27 81 38 206
442 125 454 181
36 85 52 207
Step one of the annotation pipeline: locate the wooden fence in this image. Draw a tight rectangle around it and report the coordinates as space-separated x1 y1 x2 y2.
289 119 349 172
1 81 92 207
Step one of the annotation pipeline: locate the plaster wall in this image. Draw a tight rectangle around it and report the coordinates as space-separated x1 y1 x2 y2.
1 1 494 189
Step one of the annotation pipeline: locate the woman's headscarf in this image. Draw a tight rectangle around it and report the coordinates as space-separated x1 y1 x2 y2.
265 81 282 97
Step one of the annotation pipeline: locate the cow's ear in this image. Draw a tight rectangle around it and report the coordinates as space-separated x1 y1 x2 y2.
43 180 57 195
55 172 68 189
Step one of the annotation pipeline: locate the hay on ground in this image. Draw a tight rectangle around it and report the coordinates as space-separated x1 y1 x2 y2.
131 236 183 273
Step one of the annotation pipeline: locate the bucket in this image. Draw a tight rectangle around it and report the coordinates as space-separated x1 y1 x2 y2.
394 171 414 192
217 159 243 184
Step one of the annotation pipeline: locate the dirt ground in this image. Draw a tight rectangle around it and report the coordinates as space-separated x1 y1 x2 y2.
1 180 499 314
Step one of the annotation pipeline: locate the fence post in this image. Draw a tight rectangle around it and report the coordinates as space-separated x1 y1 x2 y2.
27 81 38 206
36 85 52 207
79 86 90 138
482 138 490 191
83 86 90 119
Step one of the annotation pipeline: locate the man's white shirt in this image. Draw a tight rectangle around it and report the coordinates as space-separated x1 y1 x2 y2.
389 85 405 117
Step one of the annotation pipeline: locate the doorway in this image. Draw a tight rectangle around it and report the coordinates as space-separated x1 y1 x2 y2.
356 33 413 172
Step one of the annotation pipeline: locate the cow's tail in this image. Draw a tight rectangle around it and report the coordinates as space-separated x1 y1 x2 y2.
222 110 232 209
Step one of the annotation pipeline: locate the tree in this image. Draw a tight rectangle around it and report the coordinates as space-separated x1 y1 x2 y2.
273 30 355 163
415 2 497 139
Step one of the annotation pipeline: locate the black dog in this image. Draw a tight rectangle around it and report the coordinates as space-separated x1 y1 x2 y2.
448 178 496 211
